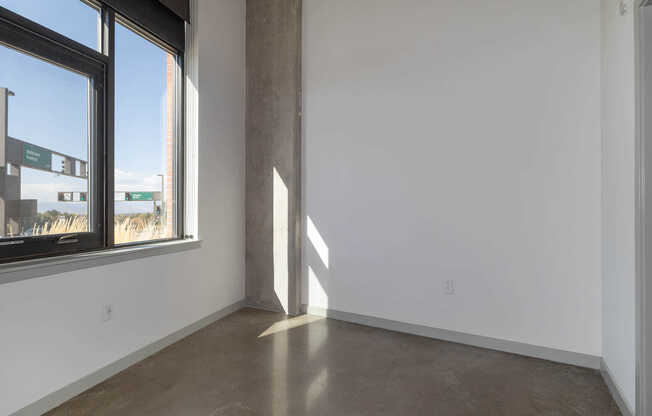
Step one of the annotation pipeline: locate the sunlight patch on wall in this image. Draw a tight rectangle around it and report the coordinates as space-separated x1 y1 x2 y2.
273 167 289 313
307 216 329 268
308 266 328 309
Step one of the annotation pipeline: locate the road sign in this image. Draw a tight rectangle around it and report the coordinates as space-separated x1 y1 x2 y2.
23 143 52 170
125 192 160 201
63 192 161 202
58 192 87 202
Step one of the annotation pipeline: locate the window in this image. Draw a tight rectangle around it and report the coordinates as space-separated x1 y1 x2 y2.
114 20 180 244
0 44 95 238
0 0 101 51
0 1 186 262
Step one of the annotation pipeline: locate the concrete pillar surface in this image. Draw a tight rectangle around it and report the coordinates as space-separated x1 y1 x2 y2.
245 0 302 314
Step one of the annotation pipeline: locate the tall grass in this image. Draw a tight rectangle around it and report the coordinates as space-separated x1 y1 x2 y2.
34 216 164 244
33 216 87 236
114 217 163 243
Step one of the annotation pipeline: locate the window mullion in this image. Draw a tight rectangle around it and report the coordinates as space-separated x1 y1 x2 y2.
105 8 115 248
176 55 185 239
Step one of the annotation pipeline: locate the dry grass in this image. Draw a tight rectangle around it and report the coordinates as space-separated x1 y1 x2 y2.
33 216 87 236
114 217 163 244
34 216 164 244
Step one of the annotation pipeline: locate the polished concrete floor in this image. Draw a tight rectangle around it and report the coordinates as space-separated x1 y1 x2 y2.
46 308 621 416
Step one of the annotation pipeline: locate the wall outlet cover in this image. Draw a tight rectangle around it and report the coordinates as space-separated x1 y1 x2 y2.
101 304 113 322
444 280 455 295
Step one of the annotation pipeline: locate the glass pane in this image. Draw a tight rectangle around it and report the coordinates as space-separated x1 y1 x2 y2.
0 44 91 238
115 20 177 244
0 0 100 51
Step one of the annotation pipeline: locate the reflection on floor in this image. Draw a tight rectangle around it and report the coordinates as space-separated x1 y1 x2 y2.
46 308 621 416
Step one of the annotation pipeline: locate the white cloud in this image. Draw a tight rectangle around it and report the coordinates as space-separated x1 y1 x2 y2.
114 169 164 192
22 183 78 202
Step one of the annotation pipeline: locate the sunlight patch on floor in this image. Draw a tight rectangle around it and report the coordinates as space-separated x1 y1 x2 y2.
258 314 325 338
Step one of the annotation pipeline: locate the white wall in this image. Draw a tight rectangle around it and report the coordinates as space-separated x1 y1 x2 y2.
601 0 637 412
0 0 246 414
303 0 602 356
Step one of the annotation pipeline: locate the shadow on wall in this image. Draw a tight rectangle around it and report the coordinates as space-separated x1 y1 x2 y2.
253 201 334 414
268 167 332 315
246 165 293 313
252 206 335 413
248 163 328 315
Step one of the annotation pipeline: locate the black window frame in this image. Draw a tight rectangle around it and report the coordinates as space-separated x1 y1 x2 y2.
0 1 186 263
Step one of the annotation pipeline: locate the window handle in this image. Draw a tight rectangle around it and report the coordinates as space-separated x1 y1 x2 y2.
57 234 79 245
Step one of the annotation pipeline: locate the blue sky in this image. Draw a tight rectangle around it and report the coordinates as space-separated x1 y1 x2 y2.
0 0 171 215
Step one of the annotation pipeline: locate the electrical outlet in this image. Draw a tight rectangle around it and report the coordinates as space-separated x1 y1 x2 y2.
443 280 455 295
101 304 113 322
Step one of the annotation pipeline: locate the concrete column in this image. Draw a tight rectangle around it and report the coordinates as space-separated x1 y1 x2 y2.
246 0 302 315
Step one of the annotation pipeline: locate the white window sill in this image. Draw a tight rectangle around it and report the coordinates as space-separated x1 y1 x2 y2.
0 239 202 285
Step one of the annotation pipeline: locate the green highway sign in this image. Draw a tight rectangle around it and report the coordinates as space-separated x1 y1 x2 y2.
126 192 155 201
23 143 52 170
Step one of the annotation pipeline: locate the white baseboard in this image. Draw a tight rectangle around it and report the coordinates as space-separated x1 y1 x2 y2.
11 299 245 416
302 305 602 370
601 359 635 416
244 298 284 313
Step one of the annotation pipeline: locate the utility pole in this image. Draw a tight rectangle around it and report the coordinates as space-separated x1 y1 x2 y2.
0 88 47 238
157 173 164 217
